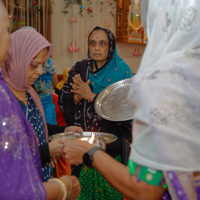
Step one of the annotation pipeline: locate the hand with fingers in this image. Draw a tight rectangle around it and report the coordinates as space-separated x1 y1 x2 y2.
64 126 83 133
59 175 81 200
49 138 66 160
70 74 96 102
62 140 95 165
70 74 82 103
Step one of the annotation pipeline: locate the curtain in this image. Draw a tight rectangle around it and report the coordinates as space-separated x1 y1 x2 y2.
6 0 51 41
51 0 117 74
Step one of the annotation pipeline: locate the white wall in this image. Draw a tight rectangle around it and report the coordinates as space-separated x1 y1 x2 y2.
116 43 146 74
51 0 146 75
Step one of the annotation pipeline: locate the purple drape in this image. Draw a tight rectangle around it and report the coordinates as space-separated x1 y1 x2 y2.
0 71 46 200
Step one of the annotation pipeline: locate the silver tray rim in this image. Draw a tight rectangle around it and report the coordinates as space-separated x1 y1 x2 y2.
94 78 134 121
49 131 117 144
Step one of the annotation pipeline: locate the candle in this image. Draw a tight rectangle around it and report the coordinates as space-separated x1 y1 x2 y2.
78 133 106 150
88 133 95 144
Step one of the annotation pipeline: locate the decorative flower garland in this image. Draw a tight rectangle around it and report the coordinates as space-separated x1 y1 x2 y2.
50 1 55 14
87 0 93 17
32 1 40 12
63 0 84 17
108 0 117 20
99 0 117 20
62 0 117 20
32 0 54 13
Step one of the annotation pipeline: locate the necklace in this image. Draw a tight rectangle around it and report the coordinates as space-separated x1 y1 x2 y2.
9 86 29 106
25 91 30 106
9 86 30 118
128 16 143 31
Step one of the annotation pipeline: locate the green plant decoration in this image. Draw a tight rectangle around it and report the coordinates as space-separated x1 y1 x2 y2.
62 0 117 20
63 0 84 17
109 0 117 20
32 1 40 12
32 0 55 14
86 0 93 17
49 0 55 14
99 0 103 12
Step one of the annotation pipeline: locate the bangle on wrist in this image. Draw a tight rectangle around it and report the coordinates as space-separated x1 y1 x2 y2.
73 95 79 104
48 178 67 200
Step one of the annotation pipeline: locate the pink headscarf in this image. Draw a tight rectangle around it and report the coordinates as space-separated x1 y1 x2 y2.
1 29 53 142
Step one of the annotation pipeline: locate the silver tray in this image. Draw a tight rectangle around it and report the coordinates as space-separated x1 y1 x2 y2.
95 78 135 121
49 131 117 144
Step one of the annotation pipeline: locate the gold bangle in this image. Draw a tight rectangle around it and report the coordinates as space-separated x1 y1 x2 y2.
48 178 67 200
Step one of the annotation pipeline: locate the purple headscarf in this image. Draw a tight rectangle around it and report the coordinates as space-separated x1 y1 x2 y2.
0 70 46 199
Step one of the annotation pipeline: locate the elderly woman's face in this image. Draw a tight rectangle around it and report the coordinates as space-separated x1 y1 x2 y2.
88 30 109 62
27 48 47 86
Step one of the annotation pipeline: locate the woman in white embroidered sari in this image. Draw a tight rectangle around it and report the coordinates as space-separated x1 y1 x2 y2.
62 0 200 199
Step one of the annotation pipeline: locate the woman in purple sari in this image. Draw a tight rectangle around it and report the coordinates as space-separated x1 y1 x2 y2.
0 1 80 199
62 0 200 199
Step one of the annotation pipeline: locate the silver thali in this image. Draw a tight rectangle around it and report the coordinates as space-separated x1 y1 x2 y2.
95 78 135 121
49 131 117 144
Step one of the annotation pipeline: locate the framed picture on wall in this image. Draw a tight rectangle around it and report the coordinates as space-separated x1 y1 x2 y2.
127 0 147 44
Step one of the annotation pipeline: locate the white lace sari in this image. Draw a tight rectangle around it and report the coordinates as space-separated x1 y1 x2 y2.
128 0 200 199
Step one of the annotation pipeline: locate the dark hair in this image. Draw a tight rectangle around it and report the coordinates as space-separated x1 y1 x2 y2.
88 26 107 42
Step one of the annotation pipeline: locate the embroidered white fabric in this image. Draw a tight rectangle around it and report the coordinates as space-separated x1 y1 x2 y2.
128 0 200 171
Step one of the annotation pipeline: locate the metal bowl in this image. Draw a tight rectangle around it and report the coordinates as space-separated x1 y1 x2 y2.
49 131 117 144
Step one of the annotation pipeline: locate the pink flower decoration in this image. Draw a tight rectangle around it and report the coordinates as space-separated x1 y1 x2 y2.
68 42 80 52
92 82 94 84
127 71 129 74
86 31 91 37
108 79 111 82
95 73 97 76
70 15 78 23
105 20 111 27
132 48 141 57
115 68 118 71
